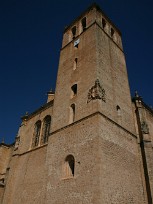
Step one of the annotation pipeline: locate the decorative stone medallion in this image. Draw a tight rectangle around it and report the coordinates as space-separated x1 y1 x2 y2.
87 79 106 103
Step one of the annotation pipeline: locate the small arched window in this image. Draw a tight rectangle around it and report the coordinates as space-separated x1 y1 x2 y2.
69 104 75 124
41 115 51 144
71 26 76 39
32 120 41 147
102 18 106 29
71 84 77 98
111 28 115 37
81 17 86 31
116 105 121 116
63 155 75 178
73 58 78 70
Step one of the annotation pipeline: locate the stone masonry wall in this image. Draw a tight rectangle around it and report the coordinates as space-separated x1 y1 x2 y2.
46 114 101 204
2 105 53 204
0 144 12 204
142 106 153 200
98 114 146 204
2 146 48 204
0 145 12 179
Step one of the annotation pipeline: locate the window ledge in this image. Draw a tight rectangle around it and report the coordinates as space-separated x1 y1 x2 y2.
61 176 75 181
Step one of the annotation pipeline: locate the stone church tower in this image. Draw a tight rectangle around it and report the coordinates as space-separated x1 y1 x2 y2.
0 3 153 204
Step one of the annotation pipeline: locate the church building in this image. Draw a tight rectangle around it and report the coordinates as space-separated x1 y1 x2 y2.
0 3 153 204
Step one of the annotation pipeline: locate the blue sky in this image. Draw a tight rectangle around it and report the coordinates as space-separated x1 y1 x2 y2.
0 0 153 144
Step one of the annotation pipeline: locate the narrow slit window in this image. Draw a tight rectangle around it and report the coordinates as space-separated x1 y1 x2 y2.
71 84 77 97
81 17 86 31
69 104 75 123
71 26 76 39
64 155 75 178
116 105 121 116
111 28 115 37
102 18 106 29
73 58 78 70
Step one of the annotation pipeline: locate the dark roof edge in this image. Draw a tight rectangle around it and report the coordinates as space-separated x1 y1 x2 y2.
64 3 121 35
0 143 14 148
142 101 153 115
21 100 54 121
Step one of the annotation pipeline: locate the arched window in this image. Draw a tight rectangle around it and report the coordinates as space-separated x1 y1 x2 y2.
111 28 115 37
32 120 41 147
71 84 77 98
102 18 106 29
81 17 86 31
41 115 51 144
116 105 121 116
71 26 76 39
69 104 75 124
73 58 78 70
63 155 75 178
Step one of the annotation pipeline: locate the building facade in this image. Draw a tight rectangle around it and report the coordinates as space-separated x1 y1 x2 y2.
0 4 153 204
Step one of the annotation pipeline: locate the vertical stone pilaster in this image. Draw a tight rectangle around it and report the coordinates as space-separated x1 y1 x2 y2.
133 92 153 204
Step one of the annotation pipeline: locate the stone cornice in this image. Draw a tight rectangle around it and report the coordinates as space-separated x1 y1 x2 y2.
50 111 137 139
12 143 48 157
21 100 54 121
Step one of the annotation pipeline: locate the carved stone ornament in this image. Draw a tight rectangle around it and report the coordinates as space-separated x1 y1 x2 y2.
141 121 149 134
87 79 106 103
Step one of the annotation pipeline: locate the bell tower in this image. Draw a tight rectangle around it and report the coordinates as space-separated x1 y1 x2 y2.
46 4 146 203
51 4 135 133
